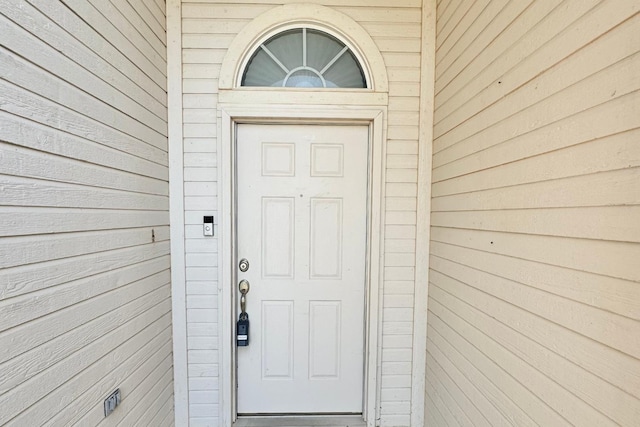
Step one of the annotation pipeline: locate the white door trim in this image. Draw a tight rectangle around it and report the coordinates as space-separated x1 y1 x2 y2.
218 105 386 427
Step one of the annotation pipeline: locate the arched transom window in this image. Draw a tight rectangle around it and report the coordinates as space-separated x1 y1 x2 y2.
241 28 368 88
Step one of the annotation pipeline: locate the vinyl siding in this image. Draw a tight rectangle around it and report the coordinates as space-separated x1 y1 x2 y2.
426 1 640 426
179 1 422 425
0 0 172 425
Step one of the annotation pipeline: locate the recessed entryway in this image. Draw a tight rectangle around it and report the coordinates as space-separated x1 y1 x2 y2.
216 8 391 424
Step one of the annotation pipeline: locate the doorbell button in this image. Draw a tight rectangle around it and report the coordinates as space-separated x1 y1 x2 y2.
203 216 214 236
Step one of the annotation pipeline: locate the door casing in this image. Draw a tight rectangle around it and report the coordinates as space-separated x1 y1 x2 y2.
218 100 386 426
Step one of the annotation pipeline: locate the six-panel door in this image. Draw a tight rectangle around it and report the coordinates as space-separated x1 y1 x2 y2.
236 124 369 414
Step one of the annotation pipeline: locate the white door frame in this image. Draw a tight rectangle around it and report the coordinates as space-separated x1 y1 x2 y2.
218 100 387 427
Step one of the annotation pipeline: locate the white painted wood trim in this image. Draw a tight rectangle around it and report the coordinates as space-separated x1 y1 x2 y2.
367 111 386 427
218 90 388 107
412 1 436 426
167 0 189 425
219 107 236 427
218 4 388 92
218 105 386 427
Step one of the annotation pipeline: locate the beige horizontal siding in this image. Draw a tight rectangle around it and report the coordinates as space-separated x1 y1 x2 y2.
426 0 640 426
0 0 172 425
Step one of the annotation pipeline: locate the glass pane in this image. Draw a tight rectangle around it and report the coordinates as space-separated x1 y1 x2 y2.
242 49 287 87
264 29 303 71
323 51 366 88
306 29 344 71
285 70 324 88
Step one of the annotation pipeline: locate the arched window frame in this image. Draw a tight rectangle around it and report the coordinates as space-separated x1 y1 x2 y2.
218 6 388 93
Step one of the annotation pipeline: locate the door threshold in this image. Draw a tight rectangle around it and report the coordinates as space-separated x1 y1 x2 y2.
233 415 366 427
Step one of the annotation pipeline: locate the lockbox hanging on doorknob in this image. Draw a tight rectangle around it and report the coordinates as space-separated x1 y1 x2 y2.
237 279 250 346
237 313 249 346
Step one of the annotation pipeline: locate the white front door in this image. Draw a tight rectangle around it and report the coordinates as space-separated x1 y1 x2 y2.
236 123 368 414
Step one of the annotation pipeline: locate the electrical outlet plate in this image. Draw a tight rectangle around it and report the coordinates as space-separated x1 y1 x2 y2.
104 389 121 417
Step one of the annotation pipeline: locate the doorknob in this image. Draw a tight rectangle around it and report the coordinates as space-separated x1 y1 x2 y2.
239 280 250 316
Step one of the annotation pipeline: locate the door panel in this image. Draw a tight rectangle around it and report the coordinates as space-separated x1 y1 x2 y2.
236 124 368 414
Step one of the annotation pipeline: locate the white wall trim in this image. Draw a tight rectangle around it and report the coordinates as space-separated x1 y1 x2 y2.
218 105 386 427
412 1 436 426
167 0 189 424
218 4 388 92
218 89 388 107
369 111 386 427
218 107 235 427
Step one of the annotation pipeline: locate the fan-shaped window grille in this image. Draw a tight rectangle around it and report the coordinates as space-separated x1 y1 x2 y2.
241 28 367 88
